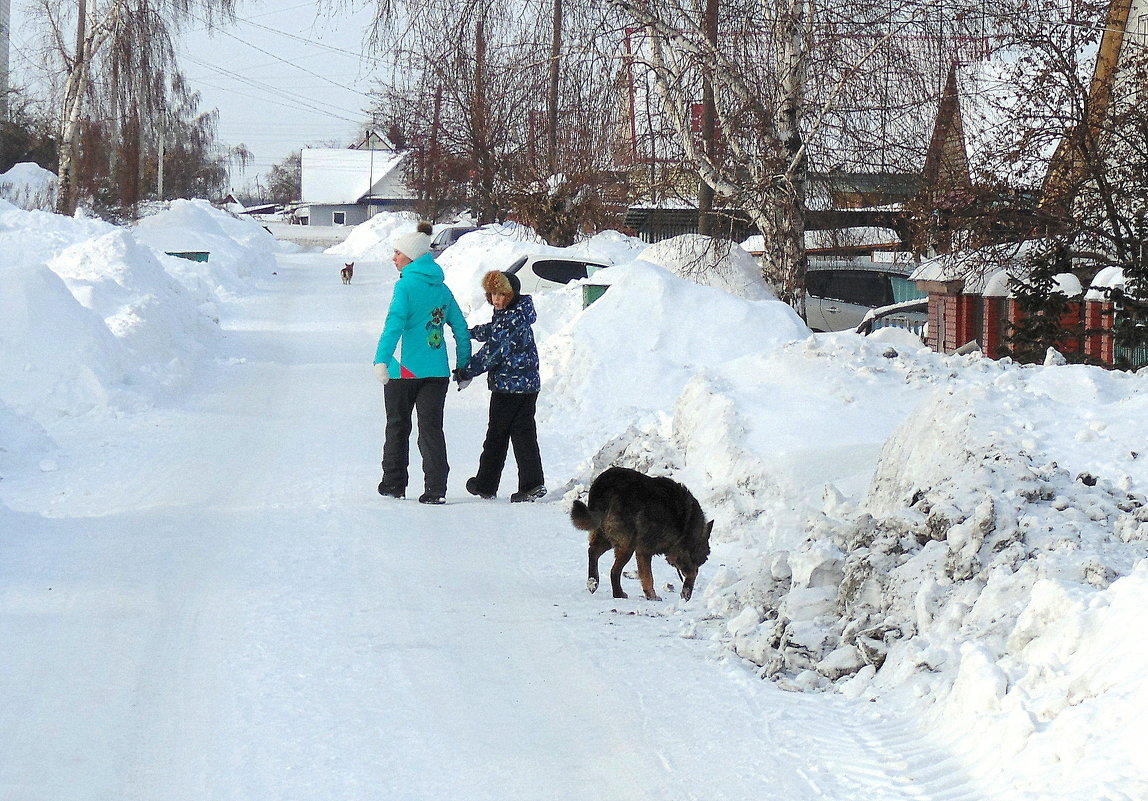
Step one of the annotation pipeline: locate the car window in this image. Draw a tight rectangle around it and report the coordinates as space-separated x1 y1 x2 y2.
532 260 588 285
506 256 529 274
891 275 927 303
809 270 891 307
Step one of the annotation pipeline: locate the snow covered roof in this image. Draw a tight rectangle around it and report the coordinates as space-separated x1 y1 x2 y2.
300 148 411 205
741 228 903 255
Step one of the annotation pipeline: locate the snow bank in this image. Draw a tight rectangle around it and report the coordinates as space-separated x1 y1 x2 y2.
133 199 282 294
535 243 1147 797
539 259 808 480
0 199 281 426
323 210 421 261
641 233 774 301
48 229 218 370
0 260 127 422
0 163 57 211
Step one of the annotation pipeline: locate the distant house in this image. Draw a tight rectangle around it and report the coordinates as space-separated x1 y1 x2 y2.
299 140 415 227
910 0 1148 366
617 27 989 245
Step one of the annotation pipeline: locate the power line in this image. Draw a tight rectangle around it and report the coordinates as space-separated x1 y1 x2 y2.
180 8 380 99
182 53 366 124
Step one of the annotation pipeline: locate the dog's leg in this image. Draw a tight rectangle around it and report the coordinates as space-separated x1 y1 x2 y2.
679 567 698 602
587 531 612 593
609 545 633 599
635 551 662 601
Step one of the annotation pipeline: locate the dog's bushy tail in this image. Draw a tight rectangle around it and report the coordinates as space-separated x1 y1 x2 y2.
570 500 600 531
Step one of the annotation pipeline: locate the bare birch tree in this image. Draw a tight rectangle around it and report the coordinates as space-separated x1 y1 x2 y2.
610 0 989 314
34 0 236 215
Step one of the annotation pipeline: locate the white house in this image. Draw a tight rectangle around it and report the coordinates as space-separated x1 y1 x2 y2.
299 145 415 227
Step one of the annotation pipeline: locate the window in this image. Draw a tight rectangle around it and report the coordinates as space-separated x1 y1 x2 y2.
808 270 892 307
332 211 346 225
532 260 589 284
891 276 928 304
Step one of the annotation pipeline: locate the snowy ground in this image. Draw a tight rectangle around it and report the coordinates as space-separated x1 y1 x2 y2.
1 201 1145 799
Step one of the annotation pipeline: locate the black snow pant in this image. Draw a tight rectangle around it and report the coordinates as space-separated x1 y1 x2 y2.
472 391 544 495
380 377 451 496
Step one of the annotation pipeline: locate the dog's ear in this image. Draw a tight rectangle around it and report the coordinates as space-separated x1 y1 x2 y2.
704 520 714 537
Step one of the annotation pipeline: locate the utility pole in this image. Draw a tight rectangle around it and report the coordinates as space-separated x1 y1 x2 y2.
157 114 165 199
0 0 10 124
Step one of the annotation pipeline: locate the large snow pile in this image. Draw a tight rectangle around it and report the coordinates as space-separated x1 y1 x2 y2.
0 199 268 449
642 233 774 300
539 260 807 457
0 163 57 211
503 231 1147 796
133 199 284 295
323 210 421 261
544 285 1148 797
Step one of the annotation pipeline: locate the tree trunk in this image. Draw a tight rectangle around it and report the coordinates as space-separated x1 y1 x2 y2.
56 0 89 215
424 83 443 217
547 0 562 176
773 0 808 318
696 0 718 236
472 13 497 224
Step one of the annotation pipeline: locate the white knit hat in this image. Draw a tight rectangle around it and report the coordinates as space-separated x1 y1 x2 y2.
393 230 432 261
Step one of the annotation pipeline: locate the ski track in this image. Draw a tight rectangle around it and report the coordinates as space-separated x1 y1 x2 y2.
0 253 998 801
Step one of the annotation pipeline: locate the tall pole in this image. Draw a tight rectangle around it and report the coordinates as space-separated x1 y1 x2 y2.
0 0 11 124
157 114 165 199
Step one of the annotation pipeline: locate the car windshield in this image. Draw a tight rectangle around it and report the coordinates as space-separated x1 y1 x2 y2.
506 256 528 274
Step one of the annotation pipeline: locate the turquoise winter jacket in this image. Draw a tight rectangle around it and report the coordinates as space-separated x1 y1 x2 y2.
374 253 471 379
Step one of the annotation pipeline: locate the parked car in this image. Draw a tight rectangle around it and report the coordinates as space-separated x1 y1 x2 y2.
430 224 479 256
504 254 611 295
805 263 927 332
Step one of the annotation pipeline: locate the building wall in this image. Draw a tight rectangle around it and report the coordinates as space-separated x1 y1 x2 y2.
928 292 1129 366
308 204 371 228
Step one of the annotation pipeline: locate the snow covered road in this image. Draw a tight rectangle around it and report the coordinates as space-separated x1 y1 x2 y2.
0 253 994 800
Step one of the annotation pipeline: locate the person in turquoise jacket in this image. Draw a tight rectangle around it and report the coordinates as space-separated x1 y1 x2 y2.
373 221 471 505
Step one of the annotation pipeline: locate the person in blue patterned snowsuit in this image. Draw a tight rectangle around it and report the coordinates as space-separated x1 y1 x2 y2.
455 270 546 503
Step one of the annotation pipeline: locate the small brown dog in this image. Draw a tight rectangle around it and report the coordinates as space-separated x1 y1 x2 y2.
340 262 354 284
571 466 713 601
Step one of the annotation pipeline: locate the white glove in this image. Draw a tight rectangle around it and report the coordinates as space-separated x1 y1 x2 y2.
374 363 390 384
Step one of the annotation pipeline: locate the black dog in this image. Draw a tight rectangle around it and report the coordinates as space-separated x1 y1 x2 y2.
571 466 713 601
340 262 354 284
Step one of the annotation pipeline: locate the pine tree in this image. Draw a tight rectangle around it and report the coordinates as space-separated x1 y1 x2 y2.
1004 241 1083 364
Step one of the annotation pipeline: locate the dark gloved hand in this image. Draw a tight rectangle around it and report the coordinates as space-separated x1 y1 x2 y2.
452 368 472 391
